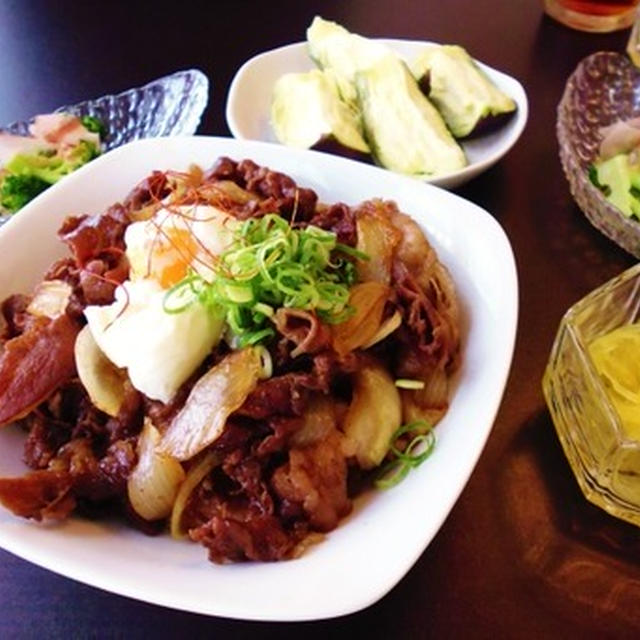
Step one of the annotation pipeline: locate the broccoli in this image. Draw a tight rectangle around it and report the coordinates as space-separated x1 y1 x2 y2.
0 139 101 214
0 174 50 213
80 115 107 138
5 140 100 185
62 139 100 169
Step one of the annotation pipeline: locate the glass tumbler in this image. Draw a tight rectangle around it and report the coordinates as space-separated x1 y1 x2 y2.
544 0 639 32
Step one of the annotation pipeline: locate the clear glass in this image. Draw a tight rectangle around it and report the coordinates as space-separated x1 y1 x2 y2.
544 0 639 32
543 263 640 526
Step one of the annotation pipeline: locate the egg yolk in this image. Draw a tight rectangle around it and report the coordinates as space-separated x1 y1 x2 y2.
150 227 199 289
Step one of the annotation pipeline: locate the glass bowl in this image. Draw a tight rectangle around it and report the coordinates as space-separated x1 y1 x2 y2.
543 262 640 526
0 69 209 223
557 51 640 258
1 68 210 151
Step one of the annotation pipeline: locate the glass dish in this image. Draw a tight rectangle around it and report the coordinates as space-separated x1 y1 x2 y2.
543 263 640 526
0 69 209 223
1 68 209 151
557 51 640 258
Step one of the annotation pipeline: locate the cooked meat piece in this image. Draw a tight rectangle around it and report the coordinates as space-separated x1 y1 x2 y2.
51 437 137 502
204 157 318 221
190 513 297 563
273 308 332 358
255 417 303 457
184 450 302 562
23 414 71 470
122 171 169 213
0 314 80 426
1 294 33 339
309 201 357 246
0 470 75 521
58 203 131 267
393 260 458 374
236 374 311 420
271 431 351 532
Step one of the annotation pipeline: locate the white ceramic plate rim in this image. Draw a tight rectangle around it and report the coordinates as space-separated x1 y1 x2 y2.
0 136 518 621
225 39 528 189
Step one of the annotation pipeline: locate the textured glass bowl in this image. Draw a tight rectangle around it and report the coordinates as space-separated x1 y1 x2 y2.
1 68 209 151
543 263 640 526
557 52 640 258
0 68 209 221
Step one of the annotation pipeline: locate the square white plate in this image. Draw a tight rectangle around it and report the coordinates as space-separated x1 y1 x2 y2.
0 136 518 621
225 40 528 189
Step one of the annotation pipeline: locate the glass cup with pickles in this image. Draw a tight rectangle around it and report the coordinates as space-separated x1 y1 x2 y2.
543 263 640 525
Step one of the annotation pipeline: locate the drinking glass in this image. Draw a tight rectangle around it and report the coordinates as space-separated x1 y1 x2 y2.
544 0 639 32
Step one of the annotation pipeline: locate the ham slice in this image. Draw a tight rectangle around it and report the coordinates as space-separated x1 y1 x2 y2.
0 113 99 169
29 113 100 149
599 118 640 160
0 133 52 166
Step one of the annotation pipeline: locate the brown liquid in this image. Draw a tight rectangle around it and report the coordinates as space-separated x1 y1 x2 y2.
554 0 638 16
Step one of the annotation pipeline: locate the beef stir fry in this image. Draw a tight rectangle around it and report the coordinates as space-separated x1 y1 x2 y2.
0 157 460 562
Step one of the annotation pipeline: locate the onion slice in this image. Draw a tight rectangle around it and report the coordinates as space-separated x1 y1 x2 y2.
170 450 220 539
332 282 390 356
127 418 185 522
159 347 262 461
360 310 402 349
354 199 401 284
401 367 450 426
74 325 128 417
342 363 402 469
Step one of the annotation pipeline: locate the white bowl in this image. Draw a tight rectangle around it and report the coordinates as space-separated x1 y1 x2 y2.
226 41 528 189
0 136 518 621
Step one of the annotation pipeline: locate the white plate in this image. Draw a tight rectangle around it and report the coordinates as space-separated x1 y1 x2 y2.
0 136 518 621
226 40 528 189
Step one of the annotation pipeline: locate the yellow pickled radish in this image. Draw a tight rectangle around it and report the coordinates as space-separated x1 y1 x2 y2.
589 323 640 439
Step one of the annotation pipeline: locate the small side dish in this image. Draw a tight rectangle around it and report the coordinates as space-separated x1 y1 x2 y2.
226 34 528 190
0 68 209 220
557 51 640 258
270 17 517 179
0 154 460 563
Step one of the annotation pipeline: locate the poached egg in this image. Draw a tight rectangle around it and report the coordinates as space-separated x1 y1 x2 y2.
84 204 237 403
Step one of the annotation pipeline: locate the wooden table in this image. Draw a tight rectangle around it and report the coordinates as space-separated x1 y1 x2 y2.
1 1 638 637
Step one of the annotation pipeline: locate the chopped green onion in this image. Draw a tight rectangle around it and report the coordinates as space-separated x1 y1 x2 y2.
255 345 273 379
335 242 370 261
375 420 435 490
390 432 435 467
163 275 201 314
253 302 275 317
223 283 254 304
395 378 425 390
239 327 275 346
374 459 411 489
164 213 365 346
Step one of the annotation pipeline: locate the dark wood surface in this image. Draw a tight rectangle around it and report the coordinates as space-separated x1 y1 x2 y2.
1 0 640 637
